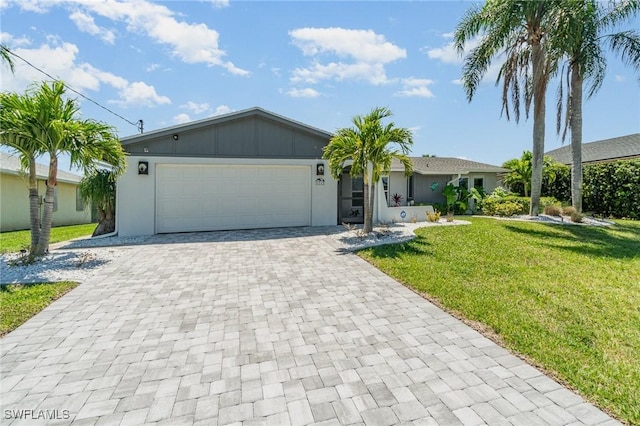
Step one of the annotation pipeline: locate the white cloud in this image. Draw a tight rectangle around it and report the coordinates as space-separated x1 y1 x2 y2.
78 0 248 75
12 0 248 75
109 81 170 107
289 27 406 85
0 32 31 47
181 101 211 114
69 10 115 44
1 40 170 108
426 42 461 64
286 88 321 98
209 0 229 8
173 113 192 124
395 78 435 98
615 74 626 82
146 63 160 72
427 35 502 86
212 105 232 115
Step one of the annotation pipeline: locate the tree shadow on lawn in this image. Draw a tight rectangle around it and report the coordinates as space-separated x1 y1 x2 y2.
359 235 433 259
502 222 640 259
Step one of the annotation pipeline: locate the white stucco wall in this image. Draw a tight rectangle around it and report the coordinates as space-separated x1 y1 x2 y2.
117 156 337 237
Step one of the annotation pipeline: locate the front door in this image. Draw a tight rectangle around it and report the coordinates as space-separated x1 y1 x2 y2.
339 168 364 224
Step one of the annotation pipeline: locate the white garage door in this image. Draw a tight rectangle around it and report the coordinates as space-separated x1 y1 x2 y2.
156 164 311 233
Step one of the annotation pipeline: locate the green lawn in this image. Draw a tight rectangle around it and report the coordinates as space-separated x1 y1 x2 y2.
359 217 640 424
0 281 78 336
0 223 96 253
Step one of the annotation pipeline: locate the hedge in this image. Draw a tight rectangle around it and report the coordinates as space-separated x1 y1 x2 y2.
537 160 639 219
583 160 640 219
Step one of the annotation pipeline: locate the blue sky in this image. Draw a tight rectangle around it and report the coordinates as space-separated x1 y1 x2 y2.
1 0 639 171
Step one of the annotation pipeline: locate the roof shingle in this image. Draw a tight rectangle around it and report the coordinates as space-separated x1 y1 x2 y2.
545 133 640 164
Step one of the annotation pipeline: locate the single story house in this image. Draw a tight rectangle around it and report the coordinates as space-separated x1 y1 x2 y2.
116 108 507 236
370 156 508 224
545 133 640 165
0 152 92 232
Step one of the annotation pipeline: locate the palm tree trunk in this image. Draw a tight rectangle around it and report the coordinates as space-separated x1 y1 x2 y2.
27 155 40 253
363 173 373 233
369 181 376 229
570 65 583 213
530 42 546 216
35 155 57 255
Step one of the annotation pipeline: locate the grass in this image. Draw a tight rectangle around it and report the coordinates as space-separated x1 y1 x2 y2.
0 223 96 254
359 217 640 424
0 281 78 336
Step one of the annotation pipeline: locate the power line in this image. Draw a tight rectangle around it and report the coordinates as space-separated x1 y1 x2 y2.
5 49 144 133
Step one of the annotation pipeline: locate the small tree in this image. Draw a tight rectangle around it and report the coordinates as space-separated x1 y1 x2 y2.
323 107 413 233
80 170 117 236
502 151 561 197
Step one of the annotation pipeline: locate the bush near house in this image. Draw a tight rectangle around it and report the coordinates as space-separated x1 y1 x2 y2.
583 160 640 219
540 160 640 218
479 188 558 217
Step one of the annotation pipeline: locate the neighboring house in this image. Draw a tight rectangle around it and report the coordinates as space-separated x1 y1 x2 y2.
116 107 508 236
545 133 640 165
0 152 92 232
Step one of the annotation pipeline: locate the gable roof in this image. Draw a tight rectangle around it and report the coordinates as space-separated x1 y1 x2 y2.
545 133 640 165
0 152 84 184
391 157 508 175
120 106 333 144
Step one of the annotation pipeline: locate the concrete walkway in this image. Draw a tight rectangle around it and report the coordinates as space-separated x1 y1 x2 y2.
1 228 619 425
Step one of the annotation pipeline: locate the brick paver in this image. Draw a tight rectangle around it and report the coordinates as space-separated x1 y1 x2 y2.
0 227 620 424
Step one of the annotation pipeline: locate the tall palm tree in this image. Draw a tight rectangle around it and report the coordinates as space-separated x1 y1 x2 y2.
454 0 562 216
554 0 640 212
0 81 126 256
323 107 413 233
1 90 44 251
1 44 15 72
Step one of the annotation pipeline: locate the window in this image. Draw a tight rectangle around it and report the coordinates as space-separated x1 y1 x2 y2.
407 175 414 200
382 176 389 206
76 187 85 211
459 177 469 190
473 177 484 189
352 176 364 207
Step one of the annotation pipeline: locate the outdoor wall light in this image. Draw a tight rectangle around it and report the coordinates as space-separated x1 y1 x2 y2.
172 134 179 141
138 161 149 175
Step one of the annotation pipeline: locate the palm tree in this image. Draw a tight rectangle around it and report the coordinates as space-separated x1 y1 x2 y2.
454 0 562 216
1 44 15 72
554 0 640 212
502 151 561 197
80 170 117 236
0 81 126 256
323 107 413 233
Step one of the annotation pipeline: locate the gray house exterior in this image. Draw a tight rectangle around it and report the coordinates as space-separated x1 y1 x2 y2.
546 133 640 165
116 107 510 236
117 107 338 237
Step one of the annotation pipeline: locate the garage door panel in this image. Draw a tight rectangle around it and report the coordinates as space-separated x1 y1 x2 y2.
156 164 311 233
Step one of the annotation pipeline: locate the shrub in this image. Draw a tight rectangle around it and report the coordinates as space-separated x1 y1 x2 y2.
493 201 525 217
571 211 584 223
563 206 577 216
427 211 441 222
544 205 562 216
583 160 640 219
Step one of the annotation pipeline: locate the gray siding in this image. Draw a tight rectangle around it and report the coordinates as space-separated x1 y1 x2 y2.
124 115 327 159
414 174 450 204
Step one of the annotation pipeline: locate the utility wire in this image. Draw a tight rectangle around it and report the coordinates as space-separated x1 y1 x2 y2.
5 49 143 133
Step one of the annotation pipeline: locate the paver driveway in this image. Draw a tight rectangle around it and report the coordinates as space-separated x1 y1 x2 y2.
1 228 619 425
